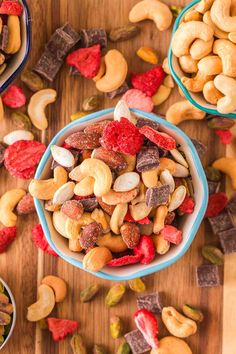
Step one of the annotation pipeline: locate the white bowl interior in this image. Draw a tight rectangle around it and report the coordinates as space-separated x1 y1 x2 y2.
0 278 16 350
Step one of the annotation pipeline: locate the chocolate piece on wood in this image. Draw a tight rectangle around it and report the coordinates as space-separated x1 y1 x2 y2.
106 81 129 99
227 194 236 214
80 28 107 48
136 146 160 172
137 292 163 314
33 49 63 81
191 138 207 157
208 210 235 234
218 228 236 254
60 23 81 43
196 264 220 287
208 181 220 195
125 329 151 354
146 185 170 208
136 118 159 131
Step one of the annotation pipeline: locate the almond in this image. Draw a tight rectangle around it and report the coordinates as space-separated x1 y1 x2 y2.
97 197 116 215
80 222 103 249
84 120 109 135
61 200 84 221
65 132 101 150
92 147 127 172
120 222 140 248
16 193 35 215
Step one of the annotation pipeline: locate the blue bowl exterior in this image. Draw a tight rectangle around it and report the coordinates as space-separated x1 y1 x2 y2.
168 0 236 119
0 0 31 93
34 108 209 281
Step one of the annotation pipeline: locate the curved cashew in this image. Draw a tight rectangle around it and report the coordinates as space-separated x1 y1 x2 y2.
181 71 214 92
228 31 236 42
28 89 57 130
68 238 83 252
164 75 175 88
79 158 112 197
153 205 168 234
5 15 21 54
179 55 199 73
129 0 173 31
91 208 110 233
102 187 139 205
231 0 236 15
83 246 112 272
27 284 55 322
195 0 214 13
203 11 228 38
214 74 236 113
213 39 236 77
162 57 171 74
211 0 236 32
203 80 224 104
162 307 197 338
190 37 214 60
0 189 26 227
142 169 158 188
96 50 128 93
97 232 128 253
110 203 128 234
29 166 68 200
131 182 146 205
166 100 206 125
152 233 170 254
41 275 67 303
197 55 222 74
129 202 152 220
74 176 95 196
65 213 94 240
158 158 177 175
184 10 203 22
69 166 84 182
152 85 172 106
213 157 236 189
172 21 213 57
151 336 193 354
53 211 68 238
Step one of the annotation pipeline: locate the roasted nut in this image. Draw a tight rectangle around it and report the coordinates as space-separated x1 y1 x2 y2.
137 46 158 64
0 311 11 326
182 304 204 322
128 278 146 293
71 334 87 354
83 247 112 272
61 200 84 221
80 222 103 249
21 69 45 92
166 100 206 125
110 315 123 339
91 208 110 233
80 284 100 302
162 307 197 338
120 222 140 248
27 284 55 322
11 110 32 130
184 9 202 22
119 154 136 174
92 147 128 172
110 203 128 234
16 193 35 215
102 188 139 205
0 189 26 227
109 24 140 42
93 57 106 82
179 55 198 74
97 197 115 216
53 181 75 205
105 283 126 307
142 169 158 188
162 57 171 74
41 275 67 303
129 202 152 220
151 336 193 354
131 182 146 205
74 177 95 196
45 200 61 212
68 238 83 252
53 211 68 237
152 85 172 106
65 212 94 240
96 232 128 252
152 233 170 254
5 15 21 54
153 205 168 234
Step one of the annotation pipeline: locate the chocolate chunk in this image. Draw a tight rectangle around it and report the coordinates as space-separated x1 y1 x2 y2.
196 264 220 287
80 197 98 212
137 292 163 314
218 228 236 254
125 329 151 354
227 194 236 214
34 49 63 81
60 23 81 43
0 143 5 167
146 185 170 208
136 118 159 131
106 81 129 99
69 65 81 76
208 210 235 234
0 25 8 51
191 138 207 157
80 29 107 48
208 181 220 195
136 146 160 172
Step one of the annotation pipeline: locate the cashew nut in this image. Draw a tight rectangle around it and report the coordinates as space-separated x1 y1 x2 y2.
102 187 139 205
0 97 4 121
152 85 172 105
131 182 146 205
162 57 171 74
166 100 206 125
181 70 214 92
153 205 168 234
190 37 214 60
152 233 170 254
0 189 26 226
151 336 193 354
231 0 236 15
142 169 158 188
184 10 203 22
157 158 177 175
212 157 236 189
119 153 136 174
203 80 224 104
65 213 94 239
5 15 21 54
197 55 223 74
83 246 112 272
74 176 95 196
129 0 173 31
179 55 199 73
228 31 236 42
214 74 236 113
93 56 106 82
29 166 68 200
97 232 128 252
164 75 175 88
211 0 236 32
203 11 228 38
110 203 128 234
69 166 84 182
53 211 68 238
28 89 57 130
195 0 214 13
213 39 236 77
96 50 128 93
91 208 110 233
27 284 55 322
172 21 213 57
41 275 67 303
79 158 112 197
162 307 197 338
68 239 83 252
129 202 152 220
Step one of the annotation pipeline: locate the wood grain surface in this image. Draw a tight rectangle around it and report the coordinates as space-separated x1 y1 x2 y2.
0 0 234 353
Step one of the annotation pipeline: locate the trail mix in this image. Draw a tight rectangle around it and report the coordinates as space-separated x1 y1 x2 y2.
0 280 14 347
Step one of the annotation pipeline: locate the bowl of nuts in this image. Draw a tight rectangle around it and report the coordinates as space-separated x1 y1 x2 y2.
0 277 16 350
0 0 31 93
31 102 208 280
168 0 236 118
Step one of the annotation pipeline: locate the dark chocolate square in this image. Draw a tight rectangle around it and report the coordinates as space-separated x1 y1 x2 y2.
60 23 81 43
124 329 151 354
136 146 160 173
146 185 170 208
137 292 163 314
227 194 236 214
218 228 236 254
0 25 8 51
46 30 75 61
196 264 220 287
80 28 107 48
136 118 160 131
208 181 220 195
106 81 129 99
191 138 207 157
34 49 63 81
208 210 235 234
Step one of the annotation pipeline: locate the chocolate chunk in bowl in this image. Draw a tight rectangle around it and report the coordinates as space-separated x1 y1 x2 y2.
146 185 170 208
136 146 160 172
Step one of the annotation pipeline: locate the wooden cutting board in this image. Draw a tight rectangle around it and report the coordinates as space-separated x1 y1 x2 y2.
0 0 235 353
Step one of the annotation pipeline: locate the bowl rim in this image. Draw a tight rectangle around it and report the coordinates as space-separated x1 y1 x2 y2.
0 0 32 94
34 108 209 281
168 0 236 119
0 277 16 350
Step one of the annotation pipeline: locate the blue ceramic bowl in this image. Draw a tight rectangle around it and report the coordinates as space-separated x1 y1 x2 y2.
34 109 209 281
168 0 236 118
0 0 31 93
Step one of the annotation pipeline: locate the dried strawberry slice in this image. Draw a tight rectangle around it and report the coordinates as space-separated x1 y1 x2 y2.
134 235 155 264
134 308 159 349
0 1 23 16
2 85 26 108
73 194 94 201
66 44 101 78
161 225 183 245
124 211 151 224
205 192 228 218
131 66 165 97
178 196 195 214
32 224 58 256
47 318 79 341
0 226 17 253
139 126 176 150
215 130 232 145
107 254 142 267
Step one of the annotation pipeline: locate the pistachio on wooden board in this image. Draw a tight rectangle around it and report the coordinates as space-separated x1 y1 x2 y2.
182 304 204 322
105 284 126 307
110 315 123 339
109 24 140 42
80 284 100 302
202 245 224 265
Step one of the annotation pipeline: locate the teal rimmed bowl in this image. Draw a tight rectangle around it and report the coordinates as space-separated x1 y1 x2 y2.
168 0 236 118
34 108 208 281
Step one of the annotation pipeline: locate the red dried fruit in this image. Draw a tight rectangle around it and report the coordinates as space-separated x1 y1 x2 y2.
205 192 228 218
66 44 101 78
73 194 94 201
47 318 78 341
131 66 165 97
164 212 175 225
2 85 26 108
134 308 159 349
215 130 232 145
122 89 154 112
32 224 58 256
134 235 155 264
61 143 72 149
100 117 144 155
4 140 46 179
16 193 35 215
0 1 23 15
139 126 176 150
0 227 17 253
125 211 151 224
161 225 183 245
107 254 142 267
178 196 195 214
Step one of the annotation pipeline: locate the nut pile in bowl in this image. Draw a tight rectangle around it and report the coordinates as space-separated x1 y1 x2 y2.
0 280 14 348
171 0 236 114
29 101 196 273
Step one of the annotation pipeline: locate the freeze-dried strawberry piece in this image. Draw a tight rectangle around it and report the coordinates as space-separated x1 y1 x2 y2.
47 318 78 341
61 143 72 149
32 224 58 256
205 192 228 218
178 196 195 214
161 225 183 245
134 235 155 264
73 194 94 201
66 44 101 78
122 89 154 112
215 130 232 145
134 309 159 349
2 85 26 108
4 140 46 179
0 227 17 253
131 66 165 97
107 254 142 267
0 1 23 16
125 211 151 224
139 126 176 150
100 117 144 155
